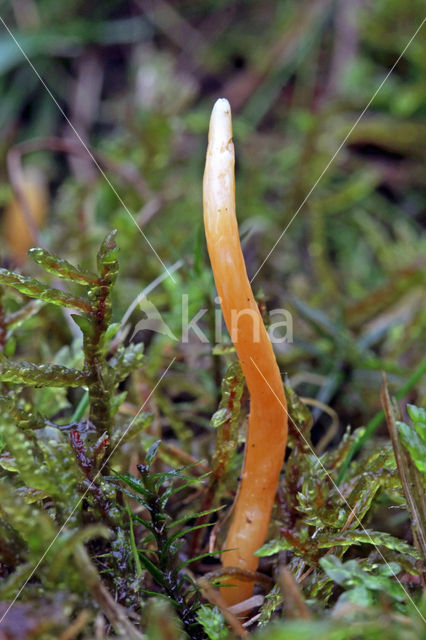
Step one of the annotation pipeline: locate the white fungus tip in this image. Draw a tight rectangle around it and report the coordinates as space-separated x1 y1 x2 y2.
209 98 233 148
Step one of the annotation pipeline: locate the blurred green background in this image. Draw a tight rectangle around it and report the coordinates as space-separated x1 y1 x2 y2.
0 0 425 447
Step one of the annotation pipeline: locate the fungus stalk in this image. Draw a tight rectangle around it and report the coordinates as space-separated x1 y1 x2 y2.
203 98 288 606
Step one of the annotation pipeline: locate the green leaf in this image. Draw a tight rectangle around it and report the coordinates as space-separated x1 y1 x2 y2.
211 361 244 479
319 555 354 585
109 343 144 383
159 472 209 508
320 556 406 604
110 390 127 417
4 337 16 357
0 359 89 387
407 404 426 435
138 552 165 587
0 480 57 557
397 422 426 474
71 314 95 338
164 522 214 552
139 589 176 603
339 586 372 607
258 584 282 627
1 421 58 495
145 440 161 467
256 537 296 557
97 229 119 277
196 605 228 640
397 406 426 475
0 268 91 313
104 322 121 341
169 505 224 529
317 529 421 558
177 550 221 570
125 498 143 578
112 471 150 498
133 514 155 534
28 247 98 285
